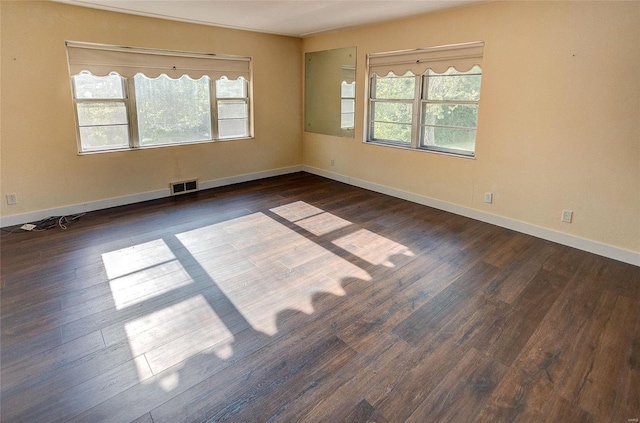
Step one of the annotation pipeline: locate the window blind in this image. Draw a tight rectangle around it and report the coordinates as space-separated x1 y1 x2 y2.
341 65 356 84
367 41 483 77
66 41 251 80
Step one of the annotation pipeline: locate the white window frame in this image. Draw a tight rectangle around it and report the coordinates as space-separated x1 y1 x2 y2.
340 80 356 130
420 67 482 156
368 73 419 147
66 41 253 154
71 73 132 152
366 42 483 158
212 77 251 140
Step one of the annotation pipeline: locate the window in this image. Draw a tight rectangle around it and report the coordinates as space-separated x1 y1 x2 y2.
215 77 250 139
421 67 481 154
367 42 483 157
369 72 415 145
67 42 252 153
72 73 130 151
340 64 356 130
341 81 355 130
134 74 212 146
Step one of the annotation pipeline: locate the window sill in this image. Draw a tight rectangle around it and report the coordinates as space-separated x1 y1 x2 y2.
78 136 254 155
364 139 475 159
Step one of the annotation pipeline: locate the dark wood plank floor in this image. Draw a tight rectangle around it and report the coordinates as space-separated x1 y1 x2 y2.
1 172 638 423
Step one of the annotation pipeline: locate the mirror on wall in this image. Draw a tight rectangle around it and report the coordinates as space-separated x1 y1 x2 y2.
305 47 356 138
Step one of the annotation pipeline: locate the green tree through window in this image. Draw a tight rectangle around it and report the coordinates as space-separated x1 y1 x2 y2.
71 72 250 152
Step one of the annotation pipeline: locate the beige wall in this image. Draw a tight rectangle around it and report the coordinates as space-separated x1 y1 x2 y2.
302 1 640 254
1 1 302 217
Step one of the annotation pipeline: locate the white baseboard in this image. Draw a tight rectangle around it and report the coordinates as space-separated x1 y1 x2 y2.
0 165 303 229
197 165 302 190
302 165 640 267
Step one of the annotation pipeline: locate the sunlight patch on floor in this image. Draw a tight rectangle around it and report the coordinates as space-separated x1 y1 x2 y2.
175 203 412 335
222 268 347 335
332 228 414 267
157 371 180 392
102 201 413 386
270 201 352 236
102 239 176 280
124 295 234 382
177 211 358 335
108 262 194 310
270 201 325 222
102 239 194 310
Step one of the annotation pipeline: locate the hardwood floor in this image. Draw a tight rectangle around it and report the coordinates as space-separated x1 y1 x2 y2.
1 172 638 422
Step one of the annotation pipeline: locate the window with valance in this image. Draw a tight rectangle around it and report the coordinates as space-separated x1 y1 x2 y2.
367 42 483 157
66 41 252 153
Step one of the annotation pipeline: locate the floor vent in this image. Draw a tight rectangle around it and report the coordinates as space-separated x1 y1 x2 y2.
170 179 198 196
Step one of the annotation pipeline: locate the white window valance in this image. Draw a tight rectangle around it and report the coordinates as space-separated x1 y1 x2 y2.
66 41 251 80
341 65 356 84
367 41 483 77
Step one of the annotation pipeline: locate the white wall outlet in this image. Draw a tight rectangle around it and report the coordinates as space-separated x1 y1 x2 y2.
6 194 17 205
330 159 335 167
484 192 493 204
562 209 573 223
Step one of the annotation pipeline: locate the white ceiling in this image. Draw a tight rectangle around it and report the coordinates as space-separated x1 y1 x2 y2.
55 0 483 37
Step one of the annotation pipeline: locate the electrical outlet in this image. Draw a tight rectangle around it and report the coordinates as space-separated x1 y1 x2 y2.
20 224 36 231
484 192 493 204
330 159 335 167
6 194 17 205
562 210 573 223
